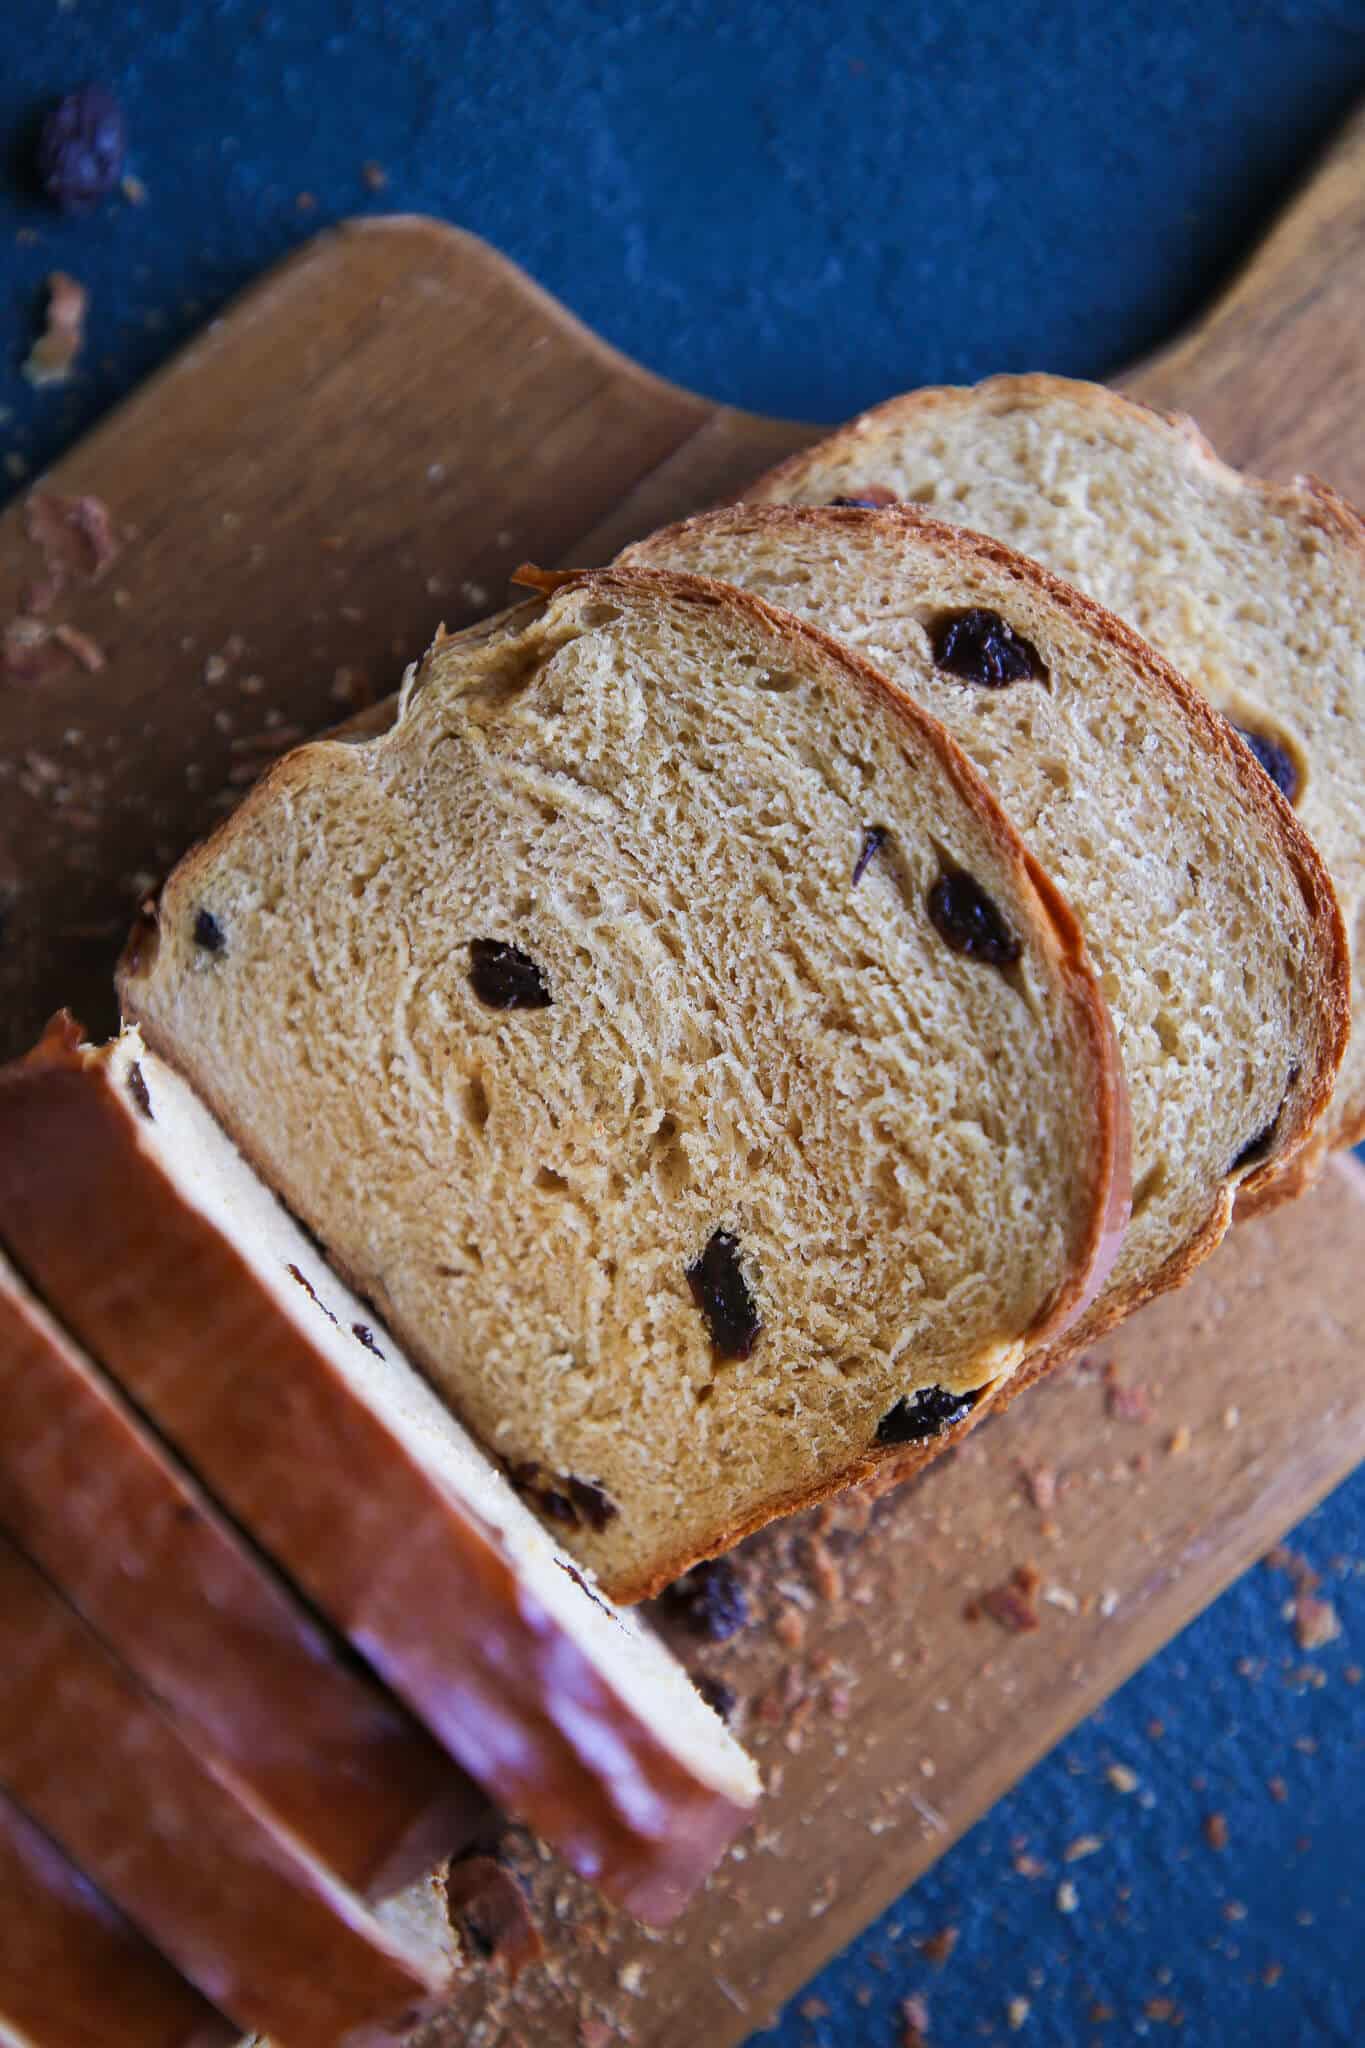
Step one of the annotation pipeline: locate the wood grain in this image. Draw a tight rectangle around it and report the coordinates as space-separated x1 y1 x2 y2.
429 1158 1365 2048
1 98 1364 2048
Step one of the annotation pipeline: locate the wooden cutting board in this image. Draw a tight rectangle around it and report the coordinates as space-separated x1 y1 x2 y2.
2 98 1365 2048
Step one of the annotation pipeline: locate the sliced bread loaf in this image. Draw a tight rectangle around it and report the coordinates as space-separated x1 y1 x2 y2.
0 1788 233 2048
621 506 1347 1359
0 1015 760 1926
115 568 1126 1598
745 373 1365 1184
0 1246 485 1900
0 1531 453 2048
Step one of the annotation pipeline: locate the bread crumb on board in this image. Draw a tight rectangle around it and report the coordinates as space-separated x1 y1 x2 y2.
23 272 88 386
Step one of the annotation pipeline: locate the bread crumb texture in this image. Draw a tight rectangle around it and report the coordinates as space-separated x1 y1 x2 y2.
748 374 1365 1149
122 571 1112 1596
625 505 1343 1348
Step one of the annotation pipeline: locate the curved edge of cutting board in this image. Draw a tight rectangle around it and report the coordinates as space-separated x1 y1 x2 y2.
0 212 824 1061
1120 99 1365 489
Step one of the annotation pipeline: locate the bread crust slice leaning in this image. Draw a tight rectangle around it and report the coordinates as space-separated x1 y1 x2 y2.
0 1245 486 1900
620 505 1348 1376
0 1531 453 2048
744 372 1365 1204
0 1015 760 1925
114 566 1127 1599
0 1786 233 2048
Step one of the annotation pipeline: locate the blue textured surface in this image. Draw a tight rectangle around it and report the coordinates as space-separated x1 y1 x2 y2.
3 5 1365 2041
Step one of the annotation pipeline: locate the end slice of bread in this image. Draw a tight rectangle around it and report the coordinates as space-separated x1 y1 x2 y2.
0 1246 487 1901
745 373 1365 1185
0 1532 454 2047
0 1015 759 1926
620 506 1348 1358
116 567 1126 1597
0 1787 234 2048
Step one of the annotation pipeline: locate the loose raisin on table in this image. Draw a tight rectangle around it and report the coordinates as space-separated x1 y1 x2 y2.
875 1383 982 1445
36 87 126 212
468 938 551 1010
930 608 1045 688
687 1229 763 1359
192 908 225 954
852 824 888 885
692 1672 738 1722
1233 723 1300 804
927 869 1021 966
662 1558 750 1642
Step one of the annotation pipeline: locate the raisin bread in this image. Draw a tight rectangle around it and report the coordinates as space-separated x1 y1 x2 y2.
115 568 1127 1599
0 1246 485 1899
0 1532 453 2048
0 1015 759 1926
0 1788 233 2048
621 506 1347 1360
745 373 1365 1188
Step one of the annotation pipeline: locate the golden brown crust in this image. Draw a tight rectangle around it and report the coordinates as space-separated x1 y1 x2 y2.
0 1218 486 1900
0 1788 234 2048
745 378 1362 1166
0 1016 755 1922
0 1532 449 2046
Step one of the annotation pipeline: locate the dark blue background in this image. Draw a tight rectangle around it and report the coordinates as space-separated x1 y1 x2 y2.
4 4 1365 2041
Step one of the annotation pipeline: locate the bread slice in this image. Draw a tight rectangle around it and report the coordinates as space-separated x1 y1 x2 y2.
745 372 1365 1185
621 506 1348 1362
0 1532 453 2048
115 567 1126 1598
0 1245 485 1899
0 1016 759 1925
0 1788 234 2048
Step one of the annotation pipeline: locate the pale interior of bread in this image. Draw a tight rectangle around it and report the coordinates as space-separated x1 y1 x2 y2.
120 575 1106 1594
749 377 1365 1142
625 508 1332 1324
106 1031 758 1809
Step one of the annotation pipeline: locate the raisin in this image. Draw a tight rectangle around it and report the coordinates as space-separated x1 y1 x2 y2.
285 1263 339 1328
930 608 1045 688
1229 1068 1297 1174
927 870 1022 966
567 1476 619 1532
192 908 225 954
663 1558 751 1641
36 88 126 212
852 824 888 885
875 1383 982 1445
444 1857 543 1978
125 1061 153 1120
1233 724 1300 804
468 938 551 1010
537 1488 578 1525
692 1672 738 1722
351 1323 384 1357
555 1557 615 1617
686 1229 762 1359
507 1460 615 1532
